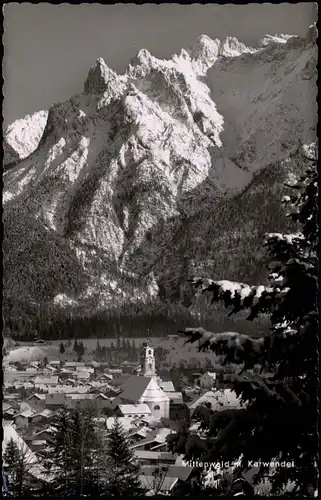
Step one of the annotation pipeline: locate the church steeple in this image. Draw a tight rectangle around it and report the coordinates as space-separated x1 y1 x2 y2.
141 342 156 378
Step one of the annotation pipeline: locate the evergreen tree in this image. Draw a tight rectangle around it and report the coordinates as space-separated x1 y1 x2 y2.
45 407 103 496
48 408 72 493
96 339 101 356
3 437 36 496
73 339 78 353
59 342 65 355
78 341 85 358
171 156 318 495
105 418 142 496
43 356 48 367
3 438 20 495
131 339 137 361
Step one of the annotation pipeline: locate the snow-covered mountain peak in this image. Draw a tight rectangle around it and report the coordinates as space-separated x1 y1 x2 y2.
188 34 221 74
259 24 316 51
135 48 153 64
190 34 220 57
259 34 295 47
187 34 257 74
219 36 256 57
84 57 119 94
3 28 316 318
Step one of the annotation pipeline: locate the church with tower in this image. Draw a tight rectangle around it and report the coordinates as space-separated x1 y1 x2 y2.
111 341 170 419
140 342 159 381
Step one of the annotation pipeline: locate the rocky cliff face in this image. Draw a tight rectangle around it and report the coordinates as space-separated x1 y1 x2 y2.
3 27 317 325
4 110 49 167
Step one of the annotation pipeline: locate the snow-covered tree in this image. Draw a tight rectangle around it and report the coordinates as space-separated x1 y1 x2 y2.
45 406 102 496
169 156 318 496
105 418 142 496
3 437 37 497
3 438 20 495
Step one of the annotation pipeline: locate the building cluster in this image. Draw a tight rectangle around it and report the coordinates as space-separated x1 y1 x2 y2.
3 342 243 495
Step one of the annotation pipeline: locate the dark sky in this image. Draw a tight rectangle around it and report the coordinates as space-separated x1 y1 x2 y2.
3 3 317 128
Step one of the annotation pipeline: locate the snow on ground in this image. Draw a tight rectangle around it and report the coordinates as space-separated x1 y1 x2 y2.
4 345 59 363
53 293 79 307
3 425 53 482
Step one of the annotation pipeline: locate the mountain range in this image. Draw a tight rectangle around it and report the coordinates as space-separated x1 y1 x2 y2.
3 26 317 337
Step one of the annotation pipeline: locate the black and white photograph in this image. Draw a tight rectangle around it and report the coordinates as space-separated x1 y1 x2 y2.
2 3 318 497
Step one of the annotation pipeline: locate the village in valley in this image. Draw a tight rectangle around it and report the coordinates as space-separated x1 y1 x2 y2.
3 334 244 495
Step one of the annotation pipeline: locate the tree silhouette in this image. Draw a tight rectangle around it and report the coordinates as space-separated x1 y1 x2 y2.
105 418 142 496
171 155 318 496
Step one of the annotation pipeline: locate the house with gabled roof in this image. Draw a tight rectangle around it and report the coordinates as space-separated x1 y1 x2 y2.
165 391 189 421
106 368 123 375
133 415 159 428
20 401 39 414
34 376 59 386
188 388 243 417
94 392 113 408
45 393 68 409
115 403 151 418
140 465 201 495
3 403 16 420
129 427 175 452
64 361 86 370
159 381 175 392
127 426 152 445
14 409 40 428
133 450 180 466
48 360 61 366
99 373 114 382
76 365 94 373
26 393 47 410
74 370 90 380
48 385 89 394
64 392 111 411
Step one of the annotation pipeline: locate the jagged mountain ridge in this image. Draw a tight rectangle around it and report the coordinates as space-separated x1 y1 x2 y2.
3 27 317 324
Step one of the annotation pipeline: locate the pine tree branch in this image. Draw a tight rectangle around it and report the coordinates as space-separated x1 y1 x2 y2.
181 327 266 369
